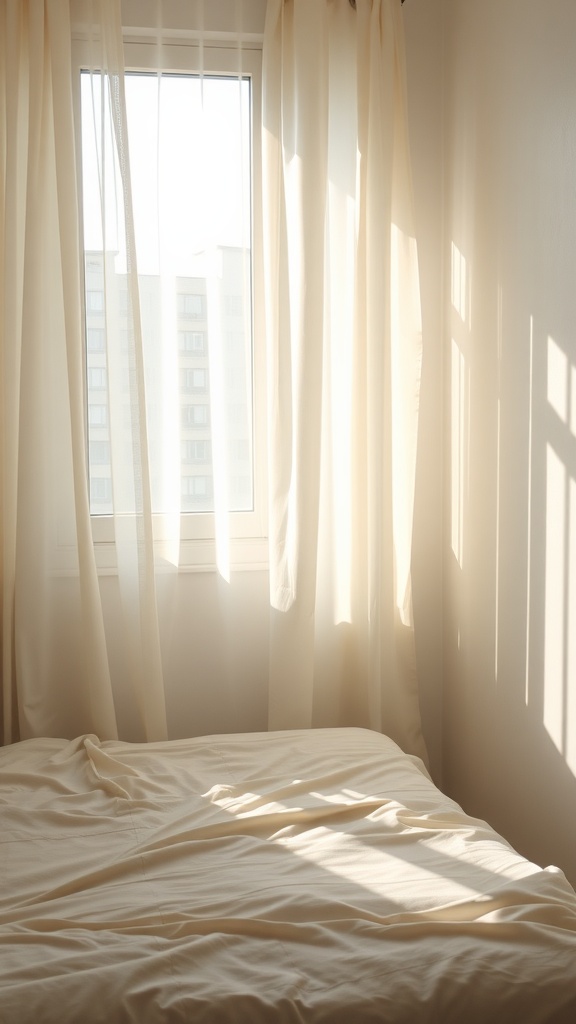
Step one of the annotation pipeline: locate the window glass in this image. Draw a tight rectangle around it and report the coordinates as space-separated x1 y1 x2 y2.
81 70 254 517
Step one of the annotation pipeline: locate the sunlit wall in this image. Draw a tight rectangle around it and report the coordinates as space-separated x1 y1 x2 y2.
442 0 576 885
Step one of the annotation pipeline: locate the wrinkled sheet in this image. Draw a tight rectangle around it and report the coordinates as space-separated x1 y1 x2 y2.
1 727 576 1023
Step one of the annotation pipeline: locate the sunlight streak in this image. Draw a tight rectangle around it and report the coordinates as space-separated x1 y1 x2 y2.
568 477 576 775
451 338 466 567
547 336 568 425
544 443 566 756
158 273 181 565
450 241 467 322
329 188 355 625
525 317 534 705
450 242 469 571
494 286 503 683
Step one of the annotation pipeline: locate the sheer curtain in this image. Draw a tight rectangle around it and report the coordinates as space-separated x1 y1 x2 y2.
78 0 171 742
2 0 426 760
263 0 427 760
2 0 256 744
1 0 117 743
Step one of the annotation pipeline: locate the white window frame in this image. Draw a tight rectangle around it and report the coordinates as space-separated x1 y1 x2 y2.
72 24 267 574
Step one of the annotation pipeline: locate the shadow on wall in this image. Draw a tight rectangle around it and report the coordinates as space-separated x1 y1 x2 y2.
443 0 576 888
448 247 576 886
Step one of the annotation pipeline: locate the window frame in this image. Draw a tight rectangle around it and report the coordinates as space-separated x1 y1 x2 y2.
73 31 267 573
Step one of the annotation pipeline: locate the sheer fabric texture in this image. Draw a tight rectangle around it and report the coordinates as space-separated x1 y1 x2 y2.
1 0 426 762
263 0 426 758
1 0 117 742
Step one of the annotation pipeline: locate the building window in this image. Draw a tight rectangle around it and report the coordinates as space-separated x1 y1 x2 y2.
177 293 206 319
224 295 244 317
87 328 106 352
181 367 208 393
89 440 111 465
88 367 107 390
86 290 104 313
181 474 213 498
182 440 211 464
178 330 207 354
90 476 112 503
88 404 108 427
181 404 209 429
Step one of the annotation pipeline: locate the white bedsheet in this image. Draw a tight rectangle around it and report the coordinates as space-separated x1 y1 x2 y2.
1 727 575 1023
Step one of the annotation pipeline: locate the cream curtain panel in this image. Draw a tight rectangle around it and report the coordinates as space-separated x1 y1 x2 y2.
1 0 118 743
263 0 427 759
1 0 171 744
1 0 426 761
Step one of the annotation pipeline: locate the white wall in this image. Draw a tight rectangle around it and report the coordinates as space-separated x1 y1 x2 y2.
442 0 576 886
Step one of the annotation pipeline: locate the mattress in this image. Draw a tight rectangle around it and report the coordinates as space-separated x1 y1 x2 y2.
1 726 575 1023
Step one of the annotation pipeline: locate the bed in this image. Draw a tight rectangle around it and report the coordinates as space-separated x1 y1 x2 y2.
1 727 575 1023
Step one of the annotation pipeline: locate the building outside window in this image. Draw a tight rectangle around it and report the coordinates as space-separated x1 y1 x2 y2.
79 48 264 550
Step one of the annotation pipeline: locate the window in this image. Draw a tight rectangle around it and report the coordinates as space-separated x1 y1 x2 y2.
76 29 266 567
179 330 206 354
182 439 211 464
87 367 107 390
90 477 112 504
181 475 213 498
87 328 105 352
90 440 111 465
181 368 208 393
182 404 209 429
224 295 244 317
181 474 214 512
88 404 108 427
177 293 206 320
86 290 104 313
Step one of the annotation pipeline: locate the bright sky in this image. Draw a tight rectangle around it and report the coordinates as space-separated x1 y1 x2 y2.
81 71 251 276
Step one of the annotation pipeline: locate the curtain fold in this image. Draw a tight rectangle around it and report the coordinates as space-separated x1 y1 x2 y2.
262 0 427 760
81 0 168 741
1 0 117 743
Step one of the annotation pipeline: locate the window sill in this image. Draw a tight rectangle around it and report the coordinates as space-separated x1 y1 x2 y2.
90 513 269 574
